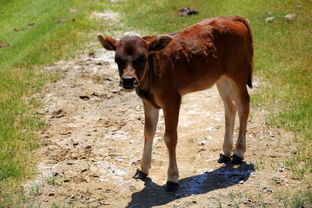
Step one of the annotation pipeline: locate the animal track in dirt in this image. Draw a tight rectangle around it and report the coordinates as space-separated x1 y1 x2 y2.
24 43 302 207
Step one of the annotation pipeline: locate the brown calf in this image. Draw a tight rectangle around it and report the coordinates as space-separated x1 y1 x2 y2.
98 16 253 192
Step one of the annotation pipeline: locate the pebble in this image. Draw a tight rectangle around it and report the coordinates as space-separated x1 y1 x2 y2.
278 166 287 172
265 16 275 23
0 42 9 48
284 13 296 22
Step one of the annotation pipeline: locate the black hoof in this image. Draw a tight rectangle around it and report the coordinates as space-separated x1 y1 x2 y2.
231 154 244 165
133 169 147 180
166 181 179 192
218 154 231 164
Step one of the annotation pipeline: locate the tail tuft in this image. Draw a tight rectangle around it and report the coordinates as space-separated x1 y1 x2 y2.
247 75 253 88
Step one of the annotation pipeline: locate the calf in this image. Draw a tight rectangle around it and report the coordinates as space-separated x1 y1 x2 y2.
98 16 253 192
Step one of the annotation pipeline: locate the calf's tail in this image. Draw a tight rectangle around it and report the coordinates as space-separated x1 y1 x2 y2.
233 16 254 88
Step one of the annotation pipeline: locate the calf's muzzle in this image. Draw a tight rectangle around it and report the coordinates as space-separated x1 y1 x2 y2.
121 76 138 89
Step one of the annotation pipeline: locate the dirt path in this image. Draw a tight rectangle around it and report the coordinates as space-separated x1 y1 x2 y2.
24 46 300 208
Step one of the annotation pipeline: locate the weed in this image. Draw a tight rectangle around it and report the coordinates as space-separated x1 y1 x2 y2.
29 183 41 197
47 177 58 186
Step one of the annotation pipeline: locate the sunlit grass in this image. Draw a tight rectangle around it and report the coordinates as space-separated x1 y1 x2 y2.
0 0 112 206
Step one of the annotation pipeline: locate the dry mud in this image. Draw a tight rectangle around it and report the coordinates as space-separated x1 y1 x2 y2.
25 47 301 208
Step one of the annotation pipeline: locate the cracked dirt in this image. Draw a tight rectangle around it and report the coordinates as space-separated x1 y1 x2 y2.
23 45 304 208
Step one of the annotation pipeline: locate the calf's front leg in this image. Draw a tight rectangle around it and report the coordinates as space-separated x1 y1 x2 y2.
134 100 159 179
163 96 181 192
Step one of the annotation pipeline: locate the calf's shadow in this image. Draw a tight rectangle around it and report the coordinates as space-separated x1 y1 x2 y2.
126 162 255 208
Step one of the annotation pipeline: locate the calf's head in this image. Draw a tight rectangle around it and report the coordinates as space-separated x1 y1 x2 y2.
97 34 172 90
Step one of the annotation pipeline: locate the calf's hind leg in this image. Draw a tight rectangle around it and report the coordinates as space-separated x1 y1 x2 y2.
216 78 237 164
232 82 250 164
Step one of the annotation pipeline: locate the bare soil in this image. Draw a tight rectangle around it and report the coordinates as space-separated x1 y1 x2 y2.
24 47 302 208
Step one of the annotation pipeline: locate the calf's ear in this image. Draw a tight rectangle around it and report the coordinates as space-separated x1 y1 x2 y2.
143 35 172 52
97 34 118 51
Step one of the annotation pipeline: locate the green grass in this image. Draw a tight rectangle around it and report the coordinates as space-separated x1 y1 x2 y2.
291 191 312 208
110 0 311 206
0 0 113 206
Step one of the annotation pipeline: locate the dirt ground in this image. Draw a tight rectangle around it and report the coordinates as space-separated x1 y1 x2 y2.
23 45 304 208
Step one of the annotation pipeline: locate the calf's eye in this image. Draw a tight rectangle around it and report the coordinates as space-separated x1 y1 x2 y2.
134 56 147 64
115 57 126 67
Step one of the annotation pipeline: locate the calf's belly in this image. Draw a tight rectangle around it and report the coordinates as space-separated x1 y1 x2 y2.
179 71 221 95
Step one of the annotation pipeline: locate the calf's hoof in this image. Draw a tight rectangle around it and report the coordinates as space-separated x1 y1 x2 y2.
231 154 244 165
166 181 179 192
218 154 231 164
133 169 147 180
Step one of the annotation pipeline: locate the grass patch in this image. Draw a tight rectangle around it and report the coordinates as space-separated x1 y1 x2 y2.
111 0 311 205
0 0 114 206
291 190 312 208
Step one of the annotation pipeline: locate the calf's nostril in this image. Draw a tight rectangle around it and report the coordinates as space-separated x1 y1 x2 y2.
122 77 136 87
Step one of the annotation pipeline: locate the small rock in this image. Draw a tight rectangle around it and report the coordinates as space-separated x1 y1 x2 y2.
284 13 296 22
135 105 141 111
90 174 99 178
81 168 88 173
271 176 284 185
262 186 273 193
130 159 140 166
265 16 275 23
291 176 301 180
51 109 66 118
64 179 70 182
60 131 71 135
278 166 287 172
0 42 9 48
177 7 199 16
57 18 67 24
198 148 206 153
91 92 100 97
69 8 77 13
79 95 90 100
48 192 55 196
